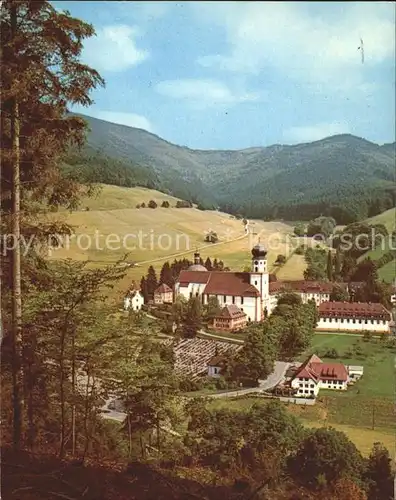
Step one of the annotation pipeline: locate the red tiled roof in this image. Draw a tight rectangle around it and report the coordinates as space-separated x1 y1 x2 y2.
204 272 260 297
207 355 227 367
216 304 247 319
312 362 349 382
269 280 338 294
178 270 211 285
294 354 348 382
155 283 172 294
318 301 391 320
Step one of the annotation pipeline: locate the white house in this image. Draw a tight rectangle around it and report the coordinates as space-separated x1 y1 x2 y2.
174 246 271 322
269 280 337 306
207 355 227 378
317 301 392 333
391 279 396 305
290 354 349 397
124 290 144 312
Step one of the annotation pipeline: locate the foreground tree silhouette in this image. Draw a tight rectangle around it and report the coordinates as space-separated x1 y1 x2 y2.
1 0 104 449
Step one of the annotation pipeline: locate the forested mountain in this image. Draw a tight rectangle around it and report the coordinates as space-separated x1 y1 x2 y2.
66 113 395 222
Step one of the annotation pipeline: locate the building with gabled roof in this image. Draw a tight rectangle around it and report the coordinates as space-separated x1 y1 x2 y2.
317 301 392 333
154 283 173 304
124 289 144 312
290 354 350 397
212 304 247 331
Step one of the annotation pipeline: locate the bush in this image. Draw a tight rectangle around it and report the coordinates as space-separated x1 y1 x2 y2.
148 199 158 209
323 348 339 359
136 204 141 209
294 245 305 255
141 202 146 208
176 200 193 208
161 200 170 208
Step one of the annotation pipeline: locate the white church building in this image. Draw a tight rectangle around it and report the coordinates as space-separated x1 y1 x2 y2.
174 245 271 322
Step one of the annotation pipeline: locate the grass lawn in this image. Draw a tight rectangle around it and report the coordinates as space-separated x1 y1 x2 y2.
365 208 396 233
275 253 306 280
378 259 396 283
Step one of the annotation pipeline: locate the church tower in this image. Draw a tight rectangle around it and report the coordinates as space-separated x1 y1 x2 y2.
250 242 270 319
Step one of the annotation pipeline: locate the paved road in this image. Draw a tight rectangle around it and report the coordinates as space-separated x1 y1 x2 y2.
259 361 290 390
198 330 244 344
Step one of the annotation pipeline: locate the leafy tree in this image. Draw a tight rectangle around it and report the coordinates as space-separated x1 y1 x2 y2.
171 295 187 327
330 478 368 500
275 254 287 265
183 297 202 338
289 427 365 490
145 266 158 300
364 442 394 500
205 231 218 243
330 285 349 302
161 200 170 208
277 292 302 307
294 223 305 237
204 296 221 321
148 199 157 209
341 255 358 281
350 258 378 284
231 325 276 386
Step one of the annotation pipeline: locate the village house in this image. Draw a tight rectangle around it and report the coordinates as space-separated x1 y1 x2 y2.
211 304 247 331
207 355 228 378
290 354 350 397
154 283 173 304
316 301 392 333
124 289 144 312
269 279 337 309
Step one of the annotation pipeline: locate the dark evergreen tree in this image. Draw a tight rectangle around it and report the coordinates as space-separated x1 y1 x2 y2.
182 297 202 338
327 250 333 281
145 266 158 300
159 261 173 287
204 257 213 270
140 276 149 303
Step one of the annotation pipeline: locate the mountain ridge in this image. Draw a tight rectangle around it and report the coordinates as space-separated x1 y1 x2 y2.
68 113 395 223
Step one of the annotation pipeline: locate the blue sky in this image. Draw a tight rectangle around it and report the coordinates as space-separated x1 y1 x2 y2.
54 1 395 150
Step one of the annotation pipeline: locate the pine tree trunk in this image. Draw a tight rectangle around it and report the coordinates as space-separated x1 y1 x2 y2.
71 331 76 456
10 2 24 449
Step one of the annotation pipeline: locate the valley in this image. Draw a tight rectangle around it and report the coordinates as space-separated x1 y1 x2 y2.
51 184 299 301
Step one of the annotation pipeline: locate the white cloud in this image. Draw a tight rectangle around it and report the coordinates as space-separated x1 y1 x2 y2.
284 121 351 143
155 79 262 107
83 25 149 72
90 111 154 132
194 2 395 86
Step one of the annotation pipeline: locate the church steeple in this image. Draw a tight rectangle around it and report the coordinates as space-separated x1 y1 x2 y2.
194 248 200 265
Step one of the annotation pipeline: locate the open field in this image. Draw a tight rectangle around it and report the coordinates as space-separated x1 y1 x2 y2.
49 184 294 302
275 253 306 280
72 184 182 211
365 207 396 233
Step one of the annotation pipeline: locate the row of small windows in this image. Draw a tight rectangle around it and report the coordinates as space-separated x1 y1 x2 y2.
322 317 387 325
